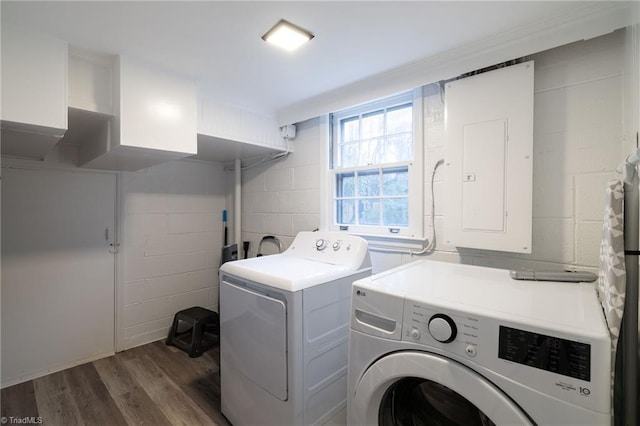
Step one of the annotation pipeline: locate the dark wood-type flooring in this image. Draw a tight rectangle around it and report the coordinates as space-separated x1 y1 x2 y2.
1 341 231 426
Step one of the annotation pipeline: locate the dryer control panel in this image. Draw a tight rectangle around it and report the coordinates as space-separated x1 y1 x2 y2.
285 231 371 271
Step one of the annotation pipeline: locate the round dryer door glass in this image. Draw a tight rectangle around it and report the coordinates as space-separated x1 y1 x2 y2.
379 377 495 426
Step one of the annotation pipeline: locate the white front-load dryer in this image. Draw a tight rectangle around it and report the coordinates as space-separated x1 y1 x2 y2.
348 259 612 425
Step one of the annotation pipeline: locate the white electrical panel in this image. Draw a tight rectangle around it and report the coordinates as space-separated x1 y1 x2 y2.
444 61 533 253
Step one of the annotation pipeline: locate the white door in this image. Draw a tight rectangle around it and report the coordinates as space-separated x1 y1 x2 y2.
351 351 533 426
1 167 116 386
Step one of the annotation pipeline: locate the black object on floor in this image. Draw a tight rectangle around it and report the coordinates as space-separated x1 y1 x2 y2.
166 306 219 358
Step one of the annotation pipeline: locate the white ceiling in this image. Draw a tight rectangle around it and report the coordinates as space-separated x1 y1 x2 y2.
0 1 623 117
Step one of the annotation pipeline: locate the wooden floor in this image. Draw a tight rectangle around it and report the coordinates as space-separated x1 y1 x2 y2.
1 341 231 426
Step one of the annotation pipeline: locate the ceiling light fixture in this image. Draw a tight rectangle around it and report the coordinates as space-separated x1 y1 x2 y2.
262 19 314 52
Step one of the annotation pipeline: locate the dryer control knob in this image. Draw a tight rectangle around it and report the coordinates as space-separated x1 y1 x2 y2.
428 314 457 343
332 241 341 251
315 239 328 251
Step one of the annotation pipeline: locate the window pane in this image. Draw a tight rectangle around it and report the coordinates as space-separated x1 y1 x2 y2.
337 199 355 224
336 172 355 197
357 170 380 196
386 104 413 134
383 198 408 226
340 143 359 168
361 138 383 166
362 110 384 139
382 134 413 163
382 167 409 196
358 199 381 225
341 117 359 143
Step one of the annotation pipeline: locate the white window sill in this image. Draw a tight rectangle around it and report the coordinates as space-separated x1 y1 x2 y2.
336 231 428 253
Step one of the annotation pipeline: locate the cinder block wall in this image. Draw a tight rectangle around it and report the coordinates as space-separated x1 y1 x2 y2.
421 29 625 272
122 159 226 349
241 117 323 257
240 30 627 275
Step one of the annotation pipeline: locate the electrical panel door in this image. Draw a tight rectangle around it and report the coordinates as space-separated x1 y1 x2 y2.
444 61 533 253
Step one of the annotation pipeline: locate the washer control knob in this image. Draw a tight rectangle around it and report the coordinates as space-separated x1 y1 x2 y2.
410 328 421 341
315 239 327 251
428 314 457 343
332 241 341 251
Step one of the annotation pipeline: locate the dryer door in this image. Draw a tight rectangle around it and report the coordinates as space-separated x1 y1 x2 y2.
221 280 288 401
352 352 533 426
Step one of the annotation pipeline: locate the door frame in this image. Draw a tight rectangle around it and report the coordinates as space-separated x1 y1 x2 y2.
114 171 125 352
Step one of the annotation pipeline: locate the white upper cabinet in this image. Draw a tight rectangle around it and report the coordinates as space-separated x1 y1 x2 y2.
80 56 197 171
119 57 197 154
1 25 67 159
1 25 279 168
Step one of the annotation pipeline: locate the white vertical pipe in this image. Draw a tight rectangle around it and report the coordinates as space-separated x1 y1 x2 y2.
234 158 241 244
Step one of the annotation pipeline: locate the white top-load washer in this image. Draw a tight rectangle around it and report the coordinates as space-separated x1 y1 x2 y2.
220 231 372 425
348 259 611 426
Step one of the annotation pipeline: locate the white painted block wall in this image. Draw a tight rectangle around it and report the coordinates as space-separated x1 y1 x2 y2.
445 29 625 271
240 30 627 275
241 117 323 256
122 159 226 349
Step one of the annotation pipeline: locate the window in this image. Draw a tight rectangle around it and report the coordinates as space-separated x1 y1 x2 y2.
329 90 423 238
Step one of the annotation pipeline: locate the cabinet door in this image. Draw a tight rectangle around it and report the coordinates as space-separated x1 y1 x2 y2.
1 167 116 387
1 25 67 129
118 57 197 154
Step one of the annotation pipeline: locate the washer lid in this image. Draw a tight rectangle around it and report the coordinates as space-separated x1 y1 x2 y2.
220 254 356 291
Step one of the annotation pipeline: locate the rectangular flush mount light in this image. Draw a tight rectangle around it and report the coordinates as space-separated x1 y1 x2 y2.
262 19 314 52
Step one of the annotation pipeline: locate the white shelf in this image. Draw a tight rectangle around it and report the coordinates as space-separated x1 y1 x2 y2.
191 133 287 163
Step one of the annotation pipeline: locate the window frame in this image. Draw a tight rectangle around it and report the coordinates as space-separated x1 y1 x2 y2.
327 89 423 239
